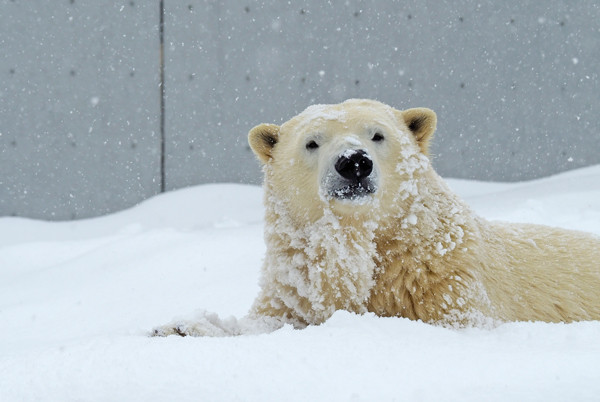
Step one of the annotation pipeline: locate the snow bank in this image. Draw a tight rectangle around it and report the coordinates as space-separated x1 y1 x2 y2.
1 167 599 401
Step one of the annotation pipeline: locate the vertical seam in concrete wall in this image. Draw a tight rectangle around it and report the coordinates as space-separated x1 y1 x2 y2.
159 0 166 193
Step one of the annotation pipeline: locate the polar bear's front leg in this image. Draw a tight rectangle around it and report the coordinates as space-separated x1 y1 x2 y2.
150 310 287 337
151 310 238 337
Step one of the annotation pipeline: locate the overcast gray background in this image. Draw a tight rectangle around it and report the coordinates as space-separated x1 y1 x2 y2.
1 1 599 220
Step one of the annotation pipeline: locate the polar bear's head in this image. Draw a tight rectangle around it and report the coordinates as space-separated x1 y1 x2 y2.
249 99 436 222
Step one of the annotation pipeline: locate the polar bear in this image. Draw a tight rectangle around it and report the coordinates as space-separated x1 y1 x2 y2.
153 99 600 337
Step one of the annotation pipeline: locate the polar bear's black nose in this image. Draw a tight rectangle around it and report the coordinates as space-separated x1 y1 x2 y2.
335 150 373 180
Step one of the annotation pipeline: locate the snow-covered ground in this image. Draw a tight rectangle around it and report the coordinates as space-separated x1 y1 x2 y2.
1 166 600 401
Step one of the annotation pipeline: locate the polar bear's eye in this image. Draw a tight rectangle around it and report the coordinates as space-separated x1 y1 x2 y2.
306 140 319 150
372 132 385 142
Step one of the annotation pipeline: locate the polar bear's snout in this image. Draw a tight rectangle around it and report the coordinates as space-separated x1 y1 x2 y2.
323 149 378 202
335 149 373 180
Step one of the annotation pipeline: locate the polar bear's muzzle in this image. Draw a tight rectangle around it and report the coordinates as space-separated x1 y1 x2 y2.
323 149 378 202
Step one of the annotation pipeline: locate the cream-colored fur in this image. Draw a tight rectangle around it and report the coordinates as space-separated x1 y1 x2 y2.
152 99 600 337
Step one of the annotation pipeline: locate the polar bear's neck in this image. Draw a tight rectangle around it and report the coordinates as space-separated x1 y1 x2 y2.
385 169 476 259
369 168 493 325
261 192 378 325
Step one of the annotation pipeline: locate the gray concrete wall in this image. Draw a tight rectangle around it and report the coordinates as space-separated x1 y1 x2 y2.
2 1 599 220
1 0 160 219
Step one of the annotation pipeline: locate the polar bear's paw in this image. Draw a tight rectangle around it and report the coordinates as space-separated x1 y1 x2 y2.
150 310 287 337
150 310 241 337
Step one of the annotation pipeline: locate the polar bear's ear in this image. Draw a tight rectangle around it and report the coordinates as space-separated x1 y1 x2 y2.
400 108 437 155
248 123 280 164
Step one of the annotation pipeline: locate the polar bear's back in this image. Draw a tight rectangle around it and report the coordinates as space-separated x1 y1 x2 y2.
481 222 600 322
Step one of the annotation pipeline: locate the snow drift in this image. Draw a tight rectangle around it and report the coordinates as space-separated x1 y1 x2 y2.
1 167 599 401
